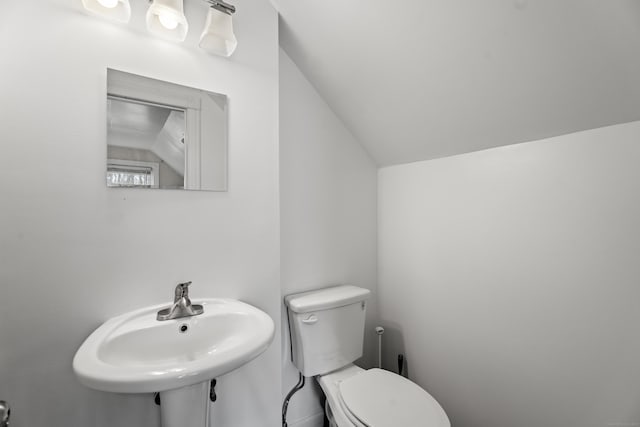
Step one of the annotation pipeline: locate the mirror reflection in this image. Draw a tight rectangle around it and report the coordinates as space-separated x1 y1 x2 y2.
106 69 228 191
107 98 186 189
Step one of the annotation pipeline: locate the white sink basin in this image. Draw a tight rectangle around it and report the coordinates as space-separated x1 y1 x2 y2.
73 298 275 393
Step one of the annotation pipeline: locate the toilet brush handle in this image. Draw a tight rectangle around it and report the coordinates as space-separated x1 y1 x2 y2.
375 326 384 369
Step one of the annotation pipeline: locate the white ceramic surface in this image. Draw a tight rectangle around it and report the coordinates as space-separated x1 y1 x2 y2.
73 298 275 393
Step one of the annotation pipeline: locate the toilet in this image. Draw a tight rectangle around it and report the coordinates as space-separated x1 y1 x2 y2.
285 285 450 427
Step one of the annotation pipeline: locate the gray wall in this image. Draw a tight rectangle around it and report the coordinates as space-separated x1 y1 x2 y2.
378 120 640 427
280 50 379 427
0 0 280 426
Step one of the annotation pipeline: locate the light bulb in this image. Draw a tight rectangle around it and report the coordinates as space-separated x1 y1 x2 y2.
145 0 188 42
97 0 119 9
158 13 179 30
82 0 130 22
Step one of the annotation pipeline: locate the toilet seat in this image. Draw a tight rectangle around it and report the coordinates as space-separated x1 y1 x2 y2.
338 391 369 427
337 368 450 427
317 365 366 427
336 392 367 427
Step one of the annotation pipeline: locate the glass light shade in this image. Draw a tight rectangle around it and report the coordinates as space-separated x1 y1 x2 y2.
146 0 189 42
97 0 118 8
199 7 237 57
81 0 131 23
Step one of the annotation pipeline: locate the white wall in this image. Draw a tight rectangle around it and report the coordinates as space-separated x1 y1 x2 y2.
279 50 378 427
378 121 640 427
0 1 280 426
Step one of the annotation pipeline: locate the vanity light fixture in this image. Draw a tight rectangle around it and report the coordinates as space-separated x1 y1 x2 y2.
146 0 189 42
81 0 238 56
81 0 131 23
199 0 237 57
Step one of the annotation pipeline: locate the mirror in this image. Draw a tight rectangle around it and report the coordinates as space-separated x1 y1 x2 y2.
106 69 227 191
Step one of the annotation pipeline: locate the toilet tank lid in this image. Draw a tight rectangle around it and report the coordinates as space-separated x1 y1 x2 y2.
285 285 371 313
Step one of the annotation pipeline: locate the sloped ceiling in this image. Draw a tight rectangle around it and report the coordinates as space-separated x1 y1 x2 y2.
275 0 640 166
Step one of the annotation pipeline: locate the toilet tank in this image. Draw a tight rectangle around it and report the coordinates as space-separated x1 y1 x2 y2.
285 285 371 377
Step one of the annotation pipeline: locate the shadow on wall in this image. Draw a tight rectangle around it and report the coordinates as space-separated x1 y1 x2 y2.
379 321 409 378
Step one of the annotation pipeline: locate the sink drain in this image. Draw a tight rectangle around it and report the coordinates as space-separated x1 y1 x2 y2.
179 324 189 333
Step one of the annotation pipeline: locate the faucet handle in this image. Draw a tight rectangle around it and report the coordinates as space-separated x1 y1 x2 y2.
174 281 193 301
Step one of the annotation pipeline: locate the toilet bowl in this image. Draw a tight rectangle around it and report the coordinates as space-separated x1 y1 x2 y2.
285 285 450 427
317 365 450 427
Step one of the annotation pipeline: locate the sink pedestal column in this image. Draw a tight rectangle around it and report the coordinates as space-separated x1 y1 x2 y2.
160 381 210 427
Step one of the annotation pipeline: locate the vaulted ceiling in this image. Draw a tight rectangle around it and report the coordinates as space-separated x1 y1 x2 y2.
275 0 640 166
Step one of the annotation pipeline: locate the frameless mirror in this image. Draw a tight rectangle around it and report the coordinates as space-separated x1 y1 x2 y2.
106 69 227 191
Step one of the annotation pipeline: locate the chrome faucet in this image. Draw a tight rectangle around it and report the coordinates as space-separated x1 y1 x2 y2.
157 281 204 321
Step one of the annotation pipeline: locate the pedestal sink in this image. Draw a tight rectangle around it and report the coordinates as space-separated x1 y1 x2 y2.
73 298 275 427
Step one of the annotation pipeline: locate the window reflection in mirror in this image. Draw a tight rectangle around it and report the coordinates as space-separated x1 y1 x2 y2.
106 69 228 191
